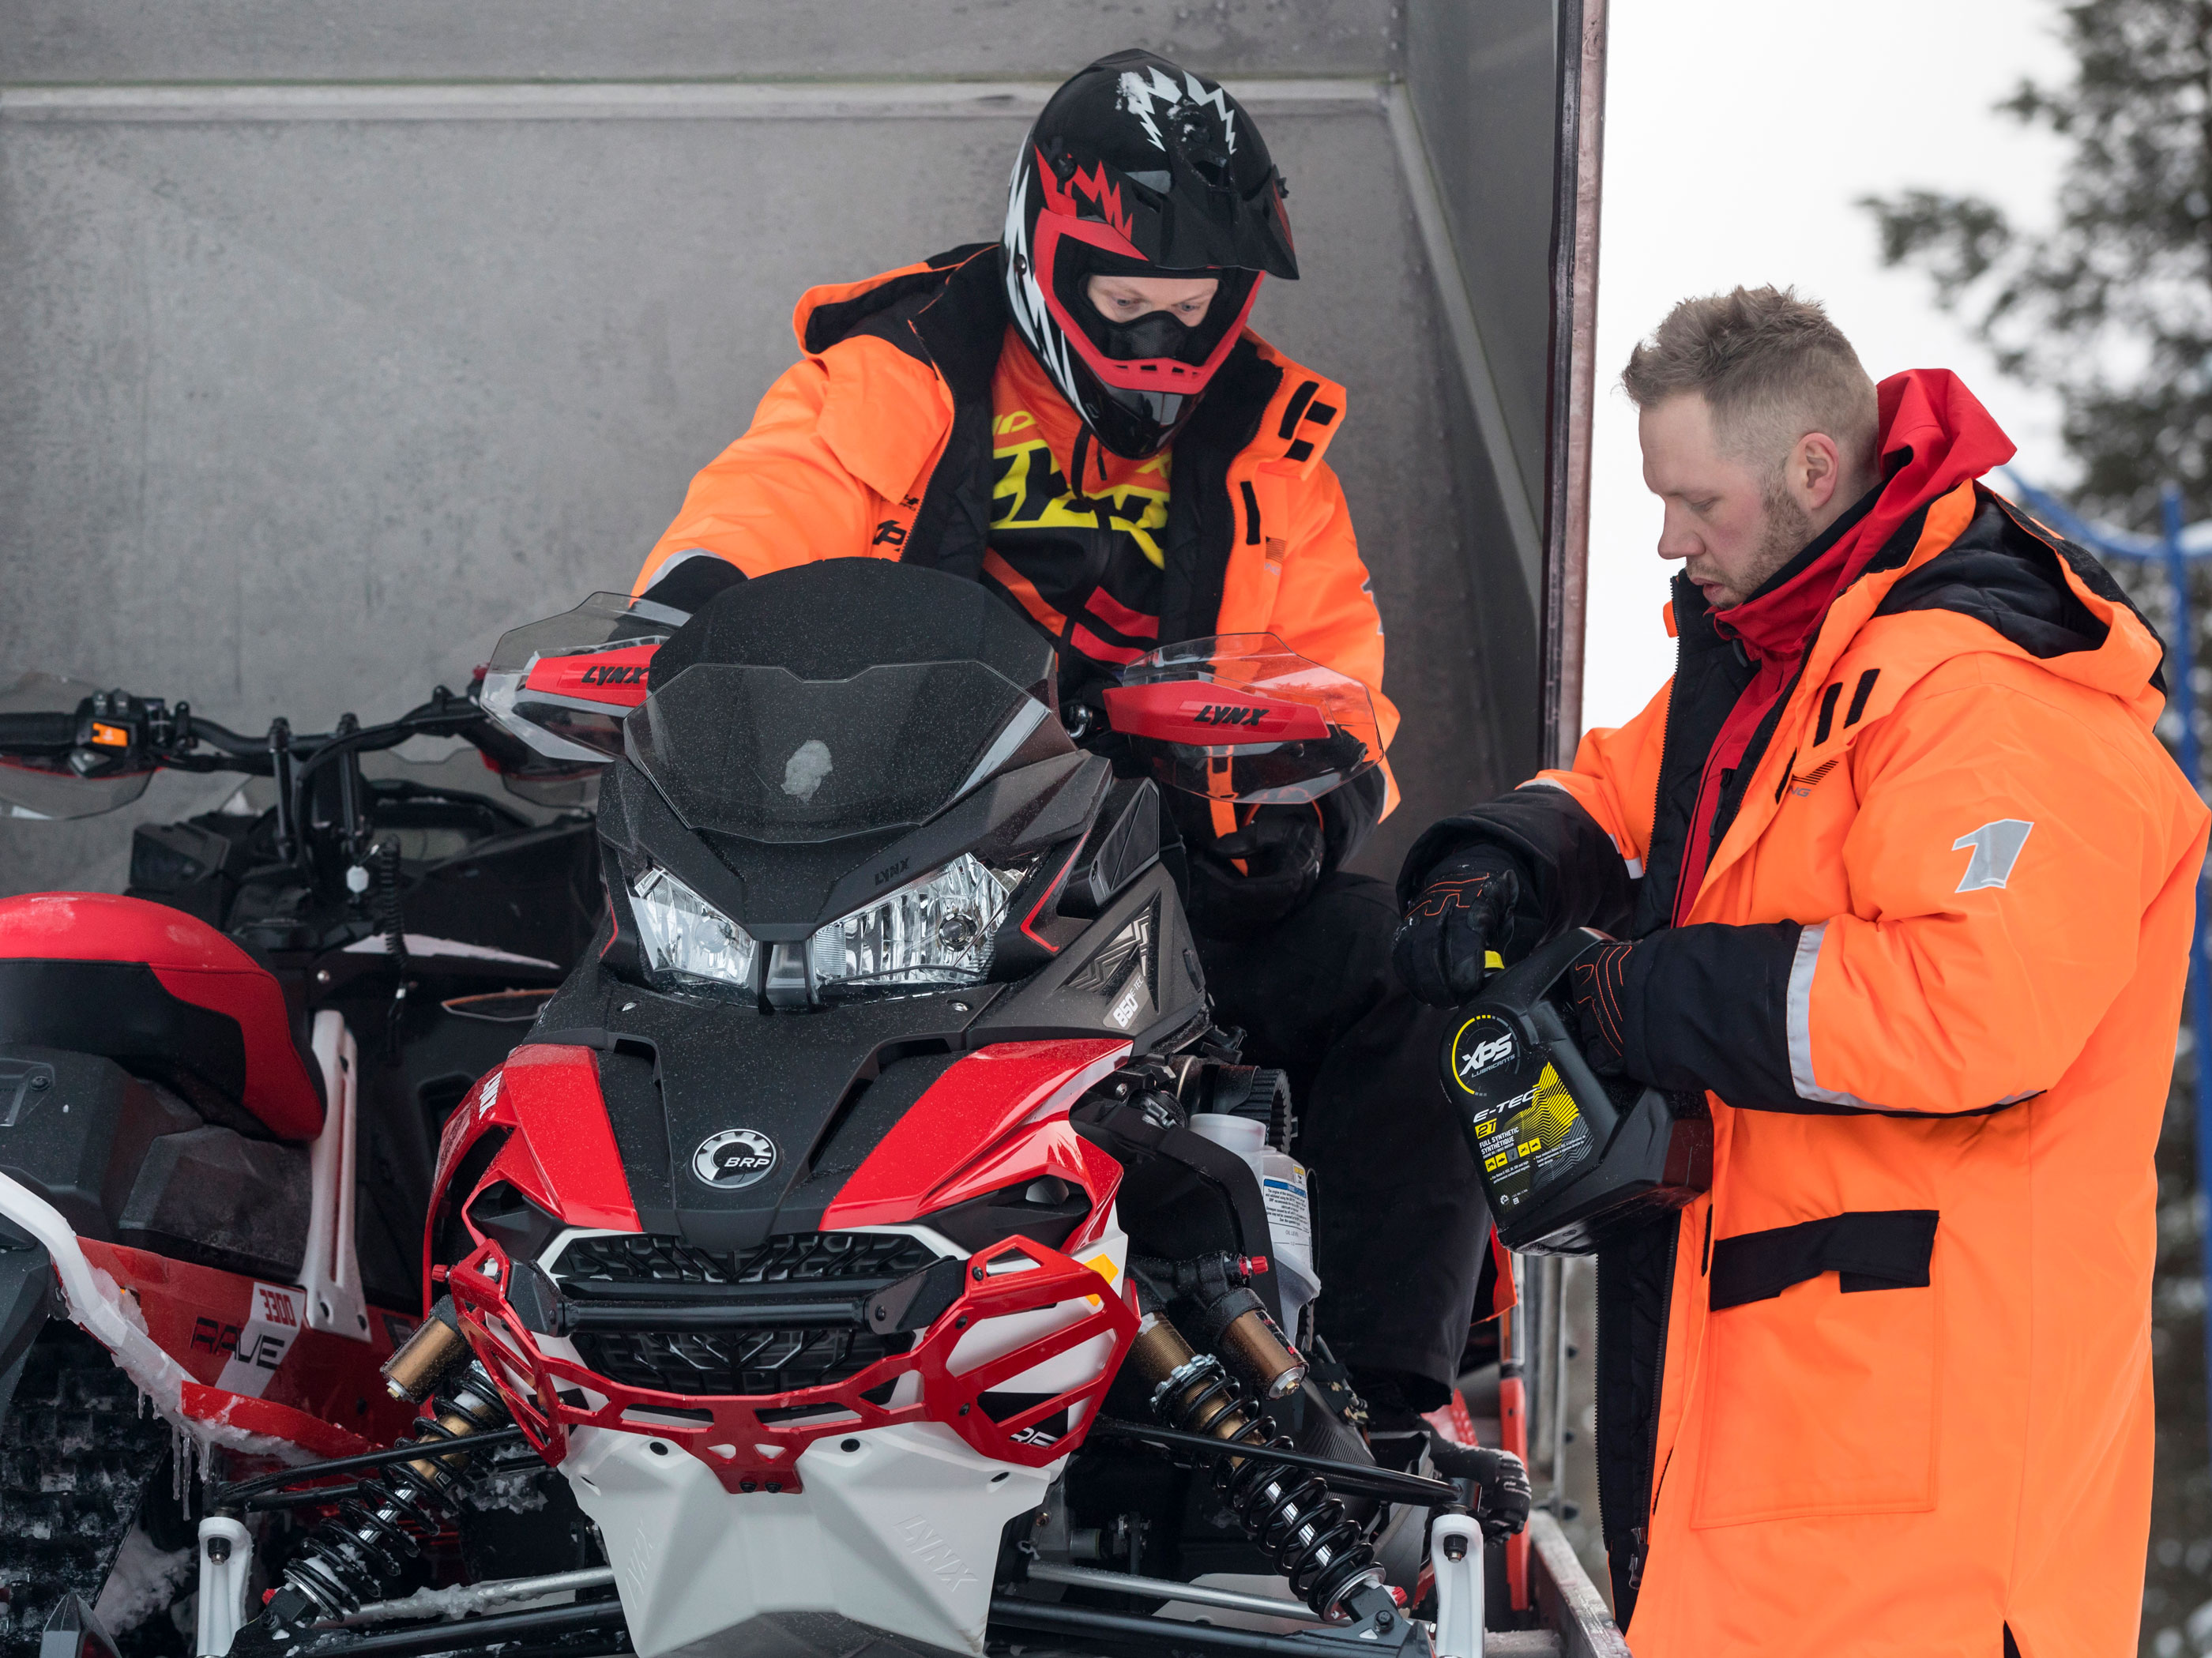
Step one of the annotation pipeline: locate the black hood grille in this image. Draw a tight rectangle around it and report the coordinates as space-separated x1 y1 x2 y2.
551 1229 939 1398
574 1324 910 1397
555 1229 936 1291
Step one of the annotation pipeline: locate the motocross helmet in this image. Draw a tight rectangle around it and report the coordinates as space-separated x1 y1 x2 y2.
1003 49 1299 460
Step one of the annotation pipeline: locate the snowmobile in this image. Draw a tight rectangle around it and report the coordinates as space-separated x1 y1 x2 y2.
183 561 1533 1658
0 658 608 1652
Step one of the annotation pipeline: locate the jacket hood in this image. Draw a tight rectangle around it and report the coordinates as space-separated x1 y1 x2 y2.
1868 372 2164 717
1862 369 2018 573
1688 370 2166 723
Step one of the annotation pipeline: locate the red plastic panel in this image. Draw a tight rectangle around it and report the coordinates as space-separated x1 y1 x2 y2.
820 1039 1129 1231
522 645 656 709
81 1239 419 1452
1100 682 1330 744
432 1046 638 1246
0 891 255 968
493 1046 641 1233
180 1383 379 1461
0 893 323 1140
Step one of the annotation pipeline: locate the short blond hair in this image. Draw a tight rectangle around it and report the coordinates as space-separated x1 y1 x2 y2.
1622 287 1879 480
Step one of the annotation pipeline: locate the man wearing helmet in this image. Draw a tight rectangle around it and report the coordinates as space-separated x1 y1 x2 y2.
631 51 1498 1440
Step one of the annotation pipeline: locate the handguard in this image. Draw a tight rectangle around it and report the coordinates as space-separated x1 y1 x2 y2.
1440 929 1711 1254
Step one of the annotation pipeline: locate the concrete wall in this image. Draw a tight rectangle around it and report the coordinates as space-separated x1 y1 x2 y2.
0 2 1556 896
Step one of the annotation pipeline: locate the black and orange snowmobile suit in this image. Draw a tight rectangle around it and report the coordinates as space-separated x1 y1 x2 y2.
1402 370 2210 1656
634 242 1398 867
632 242 1509 1403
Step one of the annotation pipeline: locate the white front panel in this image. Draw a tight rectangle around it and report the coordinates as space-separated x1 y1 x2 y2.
564 1419 1053 1658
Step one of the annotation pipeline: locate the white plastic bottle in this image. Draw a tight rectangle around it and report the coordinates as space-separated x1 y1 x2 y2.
1188 1114 1322 1342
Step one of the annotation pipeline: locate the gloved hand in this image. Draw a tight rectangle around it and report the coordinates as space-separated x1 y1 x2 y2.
1392 850 1525 1007
1427 1440 1533 1540
1183 806 1326 941
1566 934 1637 1077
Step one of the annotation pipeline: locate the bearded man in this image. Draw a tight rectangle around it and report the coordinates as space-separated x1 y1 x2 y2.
1394 287 2207 1656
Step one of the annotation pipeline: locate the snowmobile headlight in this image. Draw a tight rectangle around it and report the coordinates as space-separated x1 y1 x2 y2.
630 864 759 997
807 853 1026 1000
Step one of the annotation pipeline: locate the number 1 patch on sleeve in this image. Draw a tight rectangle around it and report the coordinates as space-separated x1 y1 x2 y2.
1952 819 2035 893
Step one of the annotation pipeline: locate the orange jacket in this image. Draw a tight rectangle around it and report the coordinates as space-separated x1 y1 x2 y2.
633 244 1398 829
1403 374 2208 1655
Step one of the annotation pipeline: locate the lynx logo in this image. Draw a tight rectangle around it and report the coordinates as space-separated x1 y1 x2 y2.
578 663 648 688
1192 703 1273 728
894 1515 980 1592
691 1128 778 1190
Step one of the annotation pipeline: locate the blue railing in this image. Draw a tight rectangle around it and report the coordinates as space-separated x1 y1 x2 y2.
2006 473 2212 1429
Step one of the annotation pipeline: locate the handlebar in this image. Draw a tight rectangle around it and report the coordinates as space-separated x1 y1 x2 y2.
0 686 490 776
0 678 517 851
0 712 81 755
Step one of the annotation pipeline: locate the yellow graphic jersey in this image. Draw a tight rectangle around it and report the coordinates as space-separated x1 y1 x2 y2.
991 409 1171 569
984 331 1174 690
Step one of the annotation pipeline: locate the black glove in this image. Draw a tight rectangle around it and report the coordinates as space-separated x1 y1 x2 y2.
1428 1440 1533 1541
1183 806 1326 941
1392 850 1525 1007
1566 935 1637 1077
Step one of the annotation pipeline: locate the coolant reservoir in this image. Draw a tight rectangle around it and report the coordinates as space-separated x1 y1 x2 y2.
1189 1113 1322 1339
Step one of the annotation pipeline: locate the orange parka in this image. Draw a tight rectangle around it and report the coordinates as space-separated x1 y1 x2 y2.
631 243 1398 840
1402 373 2209 1656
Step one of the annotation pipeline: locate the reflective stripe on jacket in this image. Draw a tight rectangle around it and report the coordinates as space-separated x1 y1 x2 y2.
1401 371 2209 1656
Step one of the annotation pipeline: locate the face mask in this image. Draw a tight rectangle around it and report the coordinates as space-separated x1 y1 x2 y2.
1092 306 1202 363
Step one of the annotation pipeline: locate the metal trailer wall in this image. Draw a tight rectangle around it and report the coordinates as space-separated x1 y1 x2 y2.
1401 0 1559 785
0 0 1559 897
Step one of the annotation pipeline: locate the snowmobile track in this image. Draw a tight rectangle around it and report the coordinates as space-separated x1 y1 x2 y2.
0 1322 173 1656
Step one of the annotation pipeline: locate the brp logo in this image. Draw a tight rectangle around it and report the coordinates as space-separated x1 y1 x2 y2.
691 1128 778 1190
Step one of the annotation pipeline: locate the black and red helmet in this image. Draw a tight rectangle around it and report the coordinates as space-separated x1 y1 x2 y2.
1003 50 1299 459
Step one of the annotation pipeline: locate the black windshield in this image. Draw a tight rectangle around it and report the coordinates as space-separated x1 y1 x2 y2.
628 561 1060 847
630 660 1039 843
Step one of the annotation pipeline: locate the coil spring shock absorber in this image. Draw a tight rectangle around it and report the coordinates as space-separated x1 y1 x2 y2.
1127 1311 1383 1621
258 1302 509 1633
